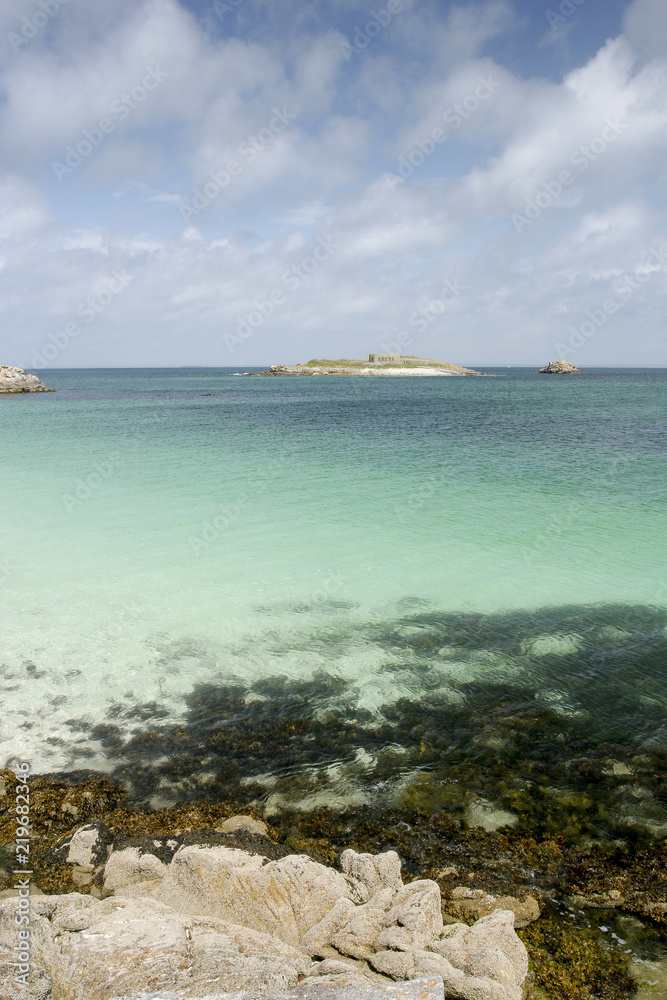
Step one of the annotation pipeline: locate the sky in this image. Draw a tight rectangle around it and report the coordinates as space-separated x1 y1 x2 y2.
0 0 665 368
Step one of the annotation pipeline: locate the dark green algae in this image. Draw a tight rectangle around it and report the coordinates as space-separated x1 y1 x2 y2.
61 600 667 847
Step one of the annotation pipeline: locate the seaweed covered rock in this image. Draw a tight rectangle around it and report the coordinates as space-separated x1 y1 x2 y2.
50 821 113 872
447 886 540 928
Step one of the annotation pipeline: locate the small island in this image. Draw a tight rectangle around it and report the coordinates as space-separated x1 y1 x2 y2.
0 365 54 393
256 355 483 376
539 360 581 374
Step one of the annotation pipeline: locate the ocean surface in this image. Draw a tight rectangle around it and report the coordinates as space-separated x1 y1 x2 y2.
2 367 666 839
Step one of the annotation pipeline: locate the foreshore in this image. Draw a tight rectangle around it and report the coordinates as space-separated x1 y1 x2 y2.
1 767 664 999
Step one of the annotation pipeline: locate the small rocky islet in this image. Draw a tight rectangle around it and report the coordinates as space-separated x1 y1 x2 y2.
0 365 54 393
253 355 484 377
539 361 582 374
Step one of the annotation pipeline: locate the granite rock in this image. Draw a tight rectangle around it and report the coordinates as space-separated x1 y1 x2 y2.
339 849 403 903
447 887 540 928
1 846 529 1000
104 846 169 893
214 815 269 837
155 846 349 947
332 888 397 960
0 894 312 1000
103 976 446 999
0 365 54 392
52 822 113 872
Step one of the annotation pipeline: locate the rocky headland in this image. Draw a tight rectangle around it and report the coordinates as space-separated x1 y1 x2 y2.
256 357 483 377
0 365 54 393
539 361 581 374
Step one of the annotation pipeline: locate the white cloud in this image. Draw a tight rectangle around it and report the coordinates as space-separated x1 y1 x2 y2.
624 0 667 62
0 175 49 240
0 0 665 368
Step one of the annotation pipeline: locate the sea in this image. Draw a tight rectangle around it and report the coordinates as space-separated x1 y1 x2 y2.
1 367 666 841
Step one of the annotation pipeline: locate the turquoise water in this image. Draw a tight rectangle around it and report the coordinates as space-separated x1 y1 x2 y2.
2 368 666 832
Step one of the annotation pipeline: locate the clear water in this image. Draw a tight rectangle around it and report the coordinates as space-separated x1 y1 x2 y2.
2 368 666 827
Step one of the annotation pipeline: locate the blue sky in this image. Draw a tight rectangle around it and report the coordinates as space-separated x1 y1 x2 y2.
0 0 665 367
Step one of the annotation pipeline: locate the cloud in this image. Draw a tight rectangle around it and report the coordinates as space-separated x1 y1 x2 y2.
0 0 665 368
623 0 667 62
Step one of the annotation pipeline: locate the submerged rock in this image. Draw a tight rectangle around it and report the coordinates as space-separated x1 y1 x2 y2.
0 365 54 392
539 360 581 374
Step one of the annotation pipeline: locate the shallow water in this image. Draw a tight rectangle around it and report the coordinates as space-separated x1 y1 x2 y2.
1 367 666 837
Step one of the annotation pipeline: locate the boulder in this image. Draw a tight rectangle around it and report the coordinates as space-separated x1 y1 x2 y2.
0 365 54 392
332 888 397 961
156 846 350 947
339 849 403 902
0 893 312 1000
303 896 357 957
107 976 446 999
1 846 529 1000
447 887 540 928
214 814 269 837
104 846 168 893
381 880 444 947
52 822 113 872
539 360 581 374
412 950 521 1000
427 909 528 1000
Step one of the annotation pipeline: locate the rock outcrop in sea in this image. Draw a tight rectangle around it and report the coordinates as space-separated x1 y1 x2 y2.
0 365 54 392
0 821 529 1000
539 360 581 374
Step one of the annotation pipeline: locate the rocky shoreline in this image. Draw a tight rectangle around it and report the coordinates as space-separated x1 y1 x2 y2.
0 365 54 393
1 770 664 999
1 813 530 1000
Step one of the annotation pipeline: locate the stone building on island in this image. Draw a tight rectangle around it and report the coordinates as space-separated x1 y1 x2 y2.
368 353 401 364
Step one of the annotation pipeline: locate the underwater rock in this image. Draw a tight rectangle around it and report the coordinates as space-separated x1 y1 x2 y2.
0 365 54 392
539 360 581 374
